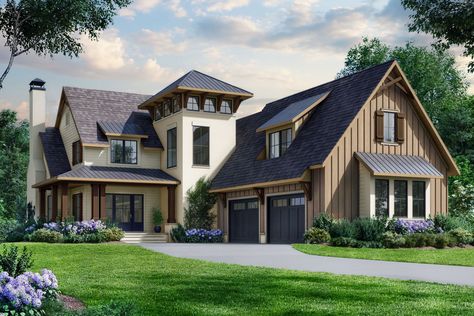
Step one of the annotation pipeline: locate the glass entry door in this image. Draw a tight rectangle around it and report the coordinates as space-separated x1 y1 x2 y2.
106 194 144 231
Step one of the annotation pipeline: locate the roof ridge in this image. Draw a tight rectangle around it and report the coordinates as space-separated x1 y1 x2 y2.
62 86 151 97
186 70 253 95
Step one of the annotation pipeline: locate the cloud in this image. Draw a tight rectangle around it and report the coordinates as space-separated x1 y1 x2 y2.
207 0 250 12
167 0 187 17
0 101 28 120
137 29 188 55
119 0 161 16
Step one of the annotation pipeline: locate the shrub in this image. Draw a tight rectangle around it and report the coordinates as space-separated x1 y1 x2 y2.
312 213 334 231
100 227 124 242
434 214 474 232
0 245 33 277
0 218 19 242
184 177 217 230
449 228 473 246
382 232 405 248
152 207 164 227
353 240 383 248
352 217 386 242
434 234 451 249
304 228 330 244
393 219 437 235
184 228 223 243
330 237 358 247
80 300 136 316
170 224 186 242
329 219 354 238
28 228 63 243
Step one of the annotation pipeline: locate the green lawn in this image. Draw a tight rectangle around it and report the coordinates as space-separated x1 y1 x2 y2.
293 244 474 267
22 243 474 315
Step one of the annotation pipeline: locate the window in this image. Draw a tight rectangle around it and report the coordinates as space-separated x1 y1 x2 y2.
413 181 426 218
290 197 305 206
110 139 137 164
47 195 52 221
72 141 82 165
193 126 209 166
384 112 396 143
204 97 216 112
167 128 177 168
394 180 408 217
72 193 82 221
269 128 292 159
155 104 162 121
163 100 171 117
172 97 181 113
187 96 199 111
375 179 389 217
247 201 258 209
272 198 288 207
220 99 232 114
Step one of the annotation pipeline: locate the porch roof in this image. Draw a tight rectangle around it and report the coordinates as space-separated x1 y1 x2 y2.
355 152 443 179
32 165 179 188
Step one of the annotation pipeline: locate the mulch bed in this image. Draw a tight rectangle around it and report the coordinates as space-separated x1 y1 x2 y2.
60 294 86 311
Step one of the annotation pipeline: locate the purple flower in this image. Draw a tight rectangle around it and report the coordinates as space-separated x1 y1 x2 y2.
394 219 436 235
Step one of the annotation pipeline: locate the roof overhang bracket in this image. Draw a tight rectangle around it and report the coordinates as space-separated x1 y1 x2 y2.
300 181 312 201
254 188 265 205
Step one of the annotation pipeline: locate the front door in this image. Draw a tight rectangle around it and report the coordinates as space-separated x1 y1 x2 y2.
106 194 144 231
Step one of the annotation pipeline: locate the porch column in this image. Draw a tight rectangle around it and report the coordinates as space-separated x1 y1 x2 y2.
60 183 69 221
167 185 176 223
99 184 107 221
51 185 58 221
91 184 100 220
39 188 46 220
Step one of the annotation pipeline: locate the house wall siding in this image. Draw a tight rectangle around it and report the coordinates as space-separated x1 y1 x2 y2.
59 105 80 166
83 145 160 169
320 81 449 219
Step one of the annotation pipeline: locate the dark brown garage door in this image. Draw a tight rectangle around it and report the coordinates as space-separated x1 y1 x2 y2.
229 198 259 243
268 194 305 244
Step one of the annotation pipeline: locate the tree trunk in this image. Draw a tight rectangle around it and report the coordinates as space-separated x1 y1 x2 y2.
0 51 15 91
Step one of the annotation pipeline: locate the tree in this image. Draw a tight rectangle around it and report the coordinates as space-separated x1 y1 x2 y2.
184 177 218 230
0 0 131 90
401 0 474 72
0 110 29 219
449 156 474 216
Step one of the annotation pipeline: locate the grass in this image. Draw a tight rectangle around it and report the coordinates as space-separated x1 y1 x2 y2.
20 243 474 315
293 244 474 267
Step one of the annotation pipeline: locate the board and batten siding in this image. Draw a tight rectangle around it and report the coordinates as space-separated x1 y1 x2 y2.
314 82 449 219
59 105 80 166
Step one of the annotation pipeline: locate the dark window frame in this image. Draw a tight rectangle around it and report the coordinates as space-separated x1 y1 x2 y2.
72 193 83 222
204 97 217 113
163 100 172 117
220 99 233 114
412 181 426 218
172 96 181 113
193 126 210 166
375 179 389 217
269 128 292 159
187 96 200 111
110 139 138 165
154 103 163 121
167 127 177 168
394 180 408 217
72 140 82 165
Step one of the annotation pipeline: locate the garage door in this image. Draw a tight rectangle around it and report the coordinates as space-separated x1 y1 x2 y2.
268 194 305 244
229 198 259 243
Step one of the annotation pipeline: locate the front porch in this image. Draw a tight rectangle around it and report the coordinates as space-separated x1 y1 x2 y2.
33 179 178 233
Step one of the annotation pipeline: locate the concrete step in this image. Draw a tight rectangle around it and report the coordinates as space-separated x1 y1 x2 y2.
121 233 168 244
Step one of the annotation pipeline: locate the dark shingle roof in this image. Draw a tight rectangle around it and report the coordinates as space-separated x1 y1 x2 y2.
62 87 162 148
212 61 394 190
355 152 443 178
148 70 253 100
57 165 178 183
39 128 71 177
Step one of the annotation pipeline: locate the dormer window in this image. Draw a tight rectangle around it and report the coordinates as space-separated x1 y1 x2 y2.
111 139 137 164
204 97 216 113
187 96 199 111
220 99 232 114
269 128 292 159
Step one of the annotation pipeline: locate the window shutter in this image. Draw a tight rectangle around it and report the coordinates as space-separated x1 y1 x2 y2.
396 112 405 143
375 110 384 142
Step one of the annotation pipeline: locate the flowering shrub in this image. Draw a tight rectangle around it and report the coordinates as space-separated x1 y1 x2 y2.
393 219 439 235
0 269 58 315
184 229 223 243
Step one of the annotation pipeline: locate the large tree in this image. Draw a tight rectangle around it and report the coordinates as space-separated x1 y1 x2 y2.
401 0 474 72
0 0 131 90
0 110 28 219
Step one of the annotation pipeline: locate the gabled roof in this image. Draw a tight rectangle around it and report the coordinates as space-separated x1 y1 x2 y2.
256 91 330 132
39 128 71 177
138 70 253 109
355 152 443 179
33 165 179 188
56 87 162 148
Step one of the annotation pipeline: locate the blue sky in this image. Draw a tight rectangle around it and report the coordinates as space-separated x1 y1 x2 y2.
1 0 472 123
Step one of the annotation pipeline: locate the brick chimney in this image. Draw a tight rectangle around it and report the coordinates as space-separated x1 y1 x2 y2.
26 78 47 213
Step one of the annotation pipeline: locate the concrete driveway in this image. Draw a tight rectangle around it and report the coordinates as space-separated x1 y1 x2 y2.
140 243 474 287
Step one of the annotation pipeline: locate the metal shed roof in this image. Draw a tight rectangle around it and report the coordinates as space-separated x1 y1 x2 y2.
97 120 147 138
355 152 443 179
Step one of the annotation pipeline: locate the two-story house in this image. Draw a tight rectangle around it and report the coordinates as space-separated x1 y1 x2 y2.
27 60 459 243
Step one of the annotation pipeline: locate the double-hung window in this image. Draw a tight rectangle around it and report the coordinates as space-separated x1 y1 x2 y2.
394 180 408 217
220 99 232 114
384 112 396 143
111 139 137 164
375 179 389 217
204 98 216 112
167 128 177 168
269 128 292 159
193 126 209 166
412 181 426 218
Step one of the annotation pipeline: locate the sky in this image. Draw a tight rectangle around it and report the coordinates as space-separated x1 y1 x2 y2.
0 0 473 124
